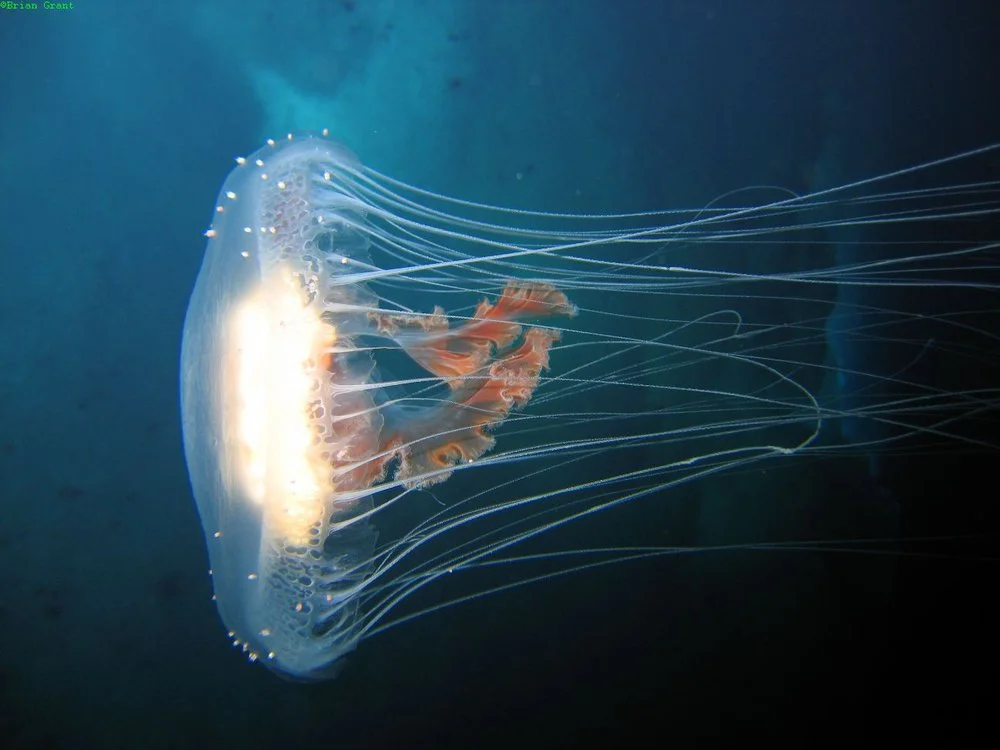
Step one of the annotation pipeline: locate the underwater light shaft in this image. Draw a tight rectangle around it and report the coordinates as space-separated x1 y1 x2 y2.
180 132 1000 680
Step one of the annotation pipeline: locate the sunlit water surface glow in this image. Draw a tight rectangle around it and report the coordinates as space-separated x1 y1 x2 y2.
181 133 1000 680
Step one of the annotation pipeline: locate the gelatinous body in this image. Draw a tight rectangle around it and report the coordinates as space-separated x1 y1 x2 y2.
180 134 574 679
182 134 1000 682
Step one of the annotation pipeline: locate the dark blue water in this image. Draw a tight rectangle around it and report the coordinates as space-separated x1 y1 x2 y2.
1 1 997 747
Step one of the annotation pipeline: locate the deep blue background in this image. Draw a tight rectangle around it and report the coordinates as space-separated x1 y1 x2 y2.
1 1 997 747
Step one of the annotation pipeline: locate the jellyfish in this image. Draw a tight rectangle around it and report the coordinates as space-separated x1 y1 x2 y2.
180 132 1000 680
